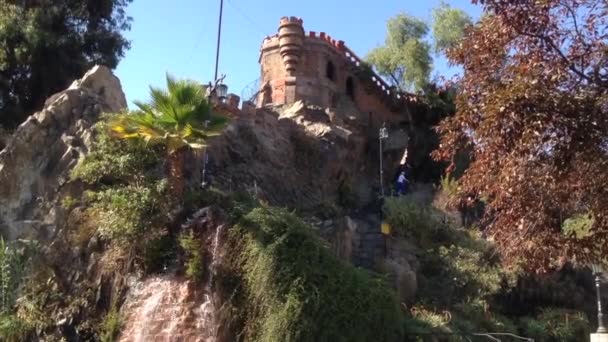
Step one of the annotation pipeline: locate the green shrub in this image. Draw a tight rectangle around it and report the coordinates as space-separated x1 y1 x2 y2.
0 239 27 314
142 233 176 274
89 181 168 242
185 187 258 223
337 179 358 208
179 232 204 282
562 212 595 239
0 314 31 342
384 198 521 334
60 195 78 211
419 245 502 307
99 306 122 342
519 308 590 342
229 206 404 342
383 197 451 247
71 119 162 185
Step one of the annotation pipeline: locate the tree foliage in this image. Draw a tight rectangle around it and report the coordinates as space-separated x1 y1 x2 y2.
434 0 608 271
367 6 472 93
366 14 432 92
432 1 473 53
0 0 132 128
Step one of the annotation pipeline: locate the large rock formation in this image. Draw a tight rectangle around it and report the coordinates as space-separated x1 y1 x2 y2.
0 65 127 241
206 100 374 212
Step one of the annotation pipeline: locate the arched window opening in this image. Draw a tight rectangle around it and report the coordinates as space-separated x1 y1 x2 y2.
326 61 336 81
346 77 355 99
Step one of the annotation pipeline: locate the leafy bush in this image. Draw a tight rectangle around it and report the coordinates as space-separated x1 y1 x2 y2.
179 232 204 282
71 119 162 185
562 212 595 239
142 234 176 274
384 198 520 335
89 182 168 242
519 308 590 342
61 195 78 211
0 314 31 342
383 196 452 247
228 206 404 342
419 244 502 307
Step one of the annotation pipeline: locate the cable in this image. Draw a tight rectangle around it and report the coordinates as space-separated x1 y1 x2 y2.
185 19 210 67
225 0 267 37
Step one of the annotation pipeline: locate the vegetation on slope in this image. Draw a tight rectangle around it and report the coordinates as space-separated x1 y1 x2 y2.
225 206 405 342
384 196 591 340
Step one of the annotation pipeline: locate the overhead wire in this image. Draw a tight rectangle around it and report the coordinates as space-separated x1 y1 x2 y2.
225 0 267 38
185 0 267 76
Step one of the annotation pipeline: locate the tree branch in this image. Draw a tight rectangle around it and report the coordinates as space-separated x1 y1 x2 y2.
515 27 595 86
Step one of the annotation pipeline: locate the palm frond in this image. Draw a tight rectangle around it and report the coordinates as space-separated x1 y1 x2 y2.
110 75 229 152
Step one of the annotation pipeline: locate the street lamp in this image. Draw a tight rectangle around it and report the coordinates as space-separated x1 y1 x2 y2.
379 122 389 198
216 82 228 102
206 75 228 104
592 263 607 333
201 75 227 189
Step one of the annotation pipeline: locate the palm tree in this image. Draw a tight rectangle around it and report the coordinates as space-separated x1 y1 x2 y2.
109 74 229 198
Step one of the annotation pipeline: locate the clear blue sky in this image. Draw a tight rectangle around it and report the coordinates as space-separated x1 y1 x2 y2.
115 0 482 107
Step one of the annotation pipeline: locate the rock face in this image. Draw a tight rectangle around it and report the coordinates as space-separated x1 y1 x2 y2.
206 100 375 212
0 65 127 240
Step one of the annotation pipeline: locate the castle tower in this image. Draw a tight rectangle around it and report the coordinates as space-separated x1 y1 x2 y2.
257 16 411 131
278 17 305 75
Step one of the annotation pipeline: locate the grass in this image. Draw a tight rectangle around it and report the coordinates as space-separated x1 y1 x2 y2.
99 306 122 342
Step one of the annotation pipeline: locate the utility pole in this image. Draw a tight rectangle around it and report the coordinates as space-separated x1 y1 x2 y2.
214 0 224 81
202 0 226 189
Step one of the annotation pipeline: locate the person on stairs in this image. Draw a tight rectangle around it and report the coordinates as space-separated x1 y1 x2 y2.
396 170 409 196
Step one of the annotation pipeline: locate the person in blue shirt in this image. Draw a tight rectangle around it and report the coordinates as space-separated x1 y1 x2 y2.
396 170 408 196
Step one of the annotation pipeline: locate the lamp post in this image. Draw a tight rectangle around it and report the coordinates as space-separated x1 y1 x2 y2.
214 0 224 82
379 123 389 198
592 263 607 333
201 76 227 189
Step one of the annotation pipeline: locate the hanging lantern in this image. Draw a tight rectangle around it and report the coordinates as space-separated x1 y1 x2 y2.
216 83 228 101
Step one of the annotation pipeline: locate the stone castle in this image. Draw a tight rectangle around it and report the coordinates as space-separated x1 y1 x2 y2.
255 16 413 129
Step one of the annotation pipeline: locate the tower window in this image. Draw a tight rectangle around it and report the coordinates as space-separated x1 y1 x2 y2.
326 61 335 81
346 77 355 99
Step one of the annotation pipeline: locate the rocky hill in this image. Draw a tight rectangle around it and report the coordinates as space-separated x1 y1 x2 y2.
0 66 597 341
